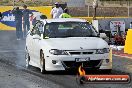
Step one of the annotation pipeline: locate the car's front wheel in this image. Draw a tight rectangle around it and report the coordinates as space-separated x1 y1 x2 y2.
40 50 45 74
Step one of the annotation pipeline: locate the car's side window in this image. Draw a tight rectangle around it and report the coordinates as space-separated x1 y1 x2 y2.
31 21 43 36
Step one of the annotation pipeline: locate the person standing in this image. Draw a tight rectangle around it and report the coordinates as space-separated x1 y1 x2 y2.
59 8 71 18
50 2 63 19
11 7 23 40
22 5 33 38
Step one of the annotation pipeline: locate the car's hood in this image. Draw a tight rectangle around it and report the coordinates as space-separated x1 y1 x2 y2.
42 37 109 50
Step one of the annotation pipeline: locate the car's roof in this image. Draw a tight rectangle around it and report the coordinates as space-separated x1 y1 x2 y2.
41 18 87 23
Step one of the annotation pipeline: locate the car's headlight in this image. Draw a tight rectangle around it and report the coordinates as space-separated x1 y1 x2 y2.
96 48 110 54
49 49 68 55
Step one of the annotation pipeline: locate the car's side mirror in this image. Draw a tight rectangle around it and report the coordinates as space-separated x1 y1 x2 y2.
100 33 107 39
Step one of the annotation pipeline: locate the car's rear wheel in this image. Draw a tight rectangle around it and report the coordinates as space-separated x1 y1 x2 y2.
25 47 30 68
40 50 45 74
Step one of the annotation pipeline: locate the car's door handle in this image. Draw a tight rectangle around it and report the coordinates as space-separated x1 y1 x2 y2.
33 38 41 40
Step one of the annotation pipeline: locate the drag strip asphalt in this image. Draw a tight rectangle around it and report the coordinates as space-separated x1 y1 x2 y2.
0 30 132 88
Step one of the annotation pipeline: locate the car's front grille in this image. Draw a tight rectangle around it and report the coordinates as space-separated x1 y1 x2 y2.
82 52 93 54
63 60 102 68
69 52 81 55
68 52 94 55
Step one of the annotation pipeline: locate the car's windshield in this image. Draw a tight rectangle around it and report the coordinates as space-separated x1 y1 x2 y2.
44 22 98 38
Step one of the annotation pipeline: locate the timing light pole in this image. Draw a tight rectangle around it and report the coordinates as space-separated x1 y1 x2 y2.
93 0 98 20
128 1 130 17
52 0 54 6
13 0 15 7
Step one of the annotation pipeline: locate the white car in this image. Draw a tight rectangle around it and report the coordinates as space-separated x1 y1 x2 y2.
26 18 112 73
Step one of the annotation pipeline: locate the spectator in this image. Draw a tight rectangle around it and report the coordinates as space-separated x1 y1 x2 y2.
11 7 23 40
22 5 33 38
59 8 71 18
50 2 63 19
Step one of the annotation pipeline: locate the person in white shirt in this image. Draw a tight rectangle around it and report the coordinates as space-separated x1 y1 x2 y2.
50 2 63 19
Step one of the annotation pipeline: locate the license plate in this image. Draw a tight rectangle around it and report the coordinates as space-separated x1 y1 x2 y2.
75 57 90 62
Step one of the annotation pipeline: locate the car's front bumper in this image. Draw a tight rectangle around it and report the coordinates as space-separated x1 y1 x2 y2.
44 52 112 71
